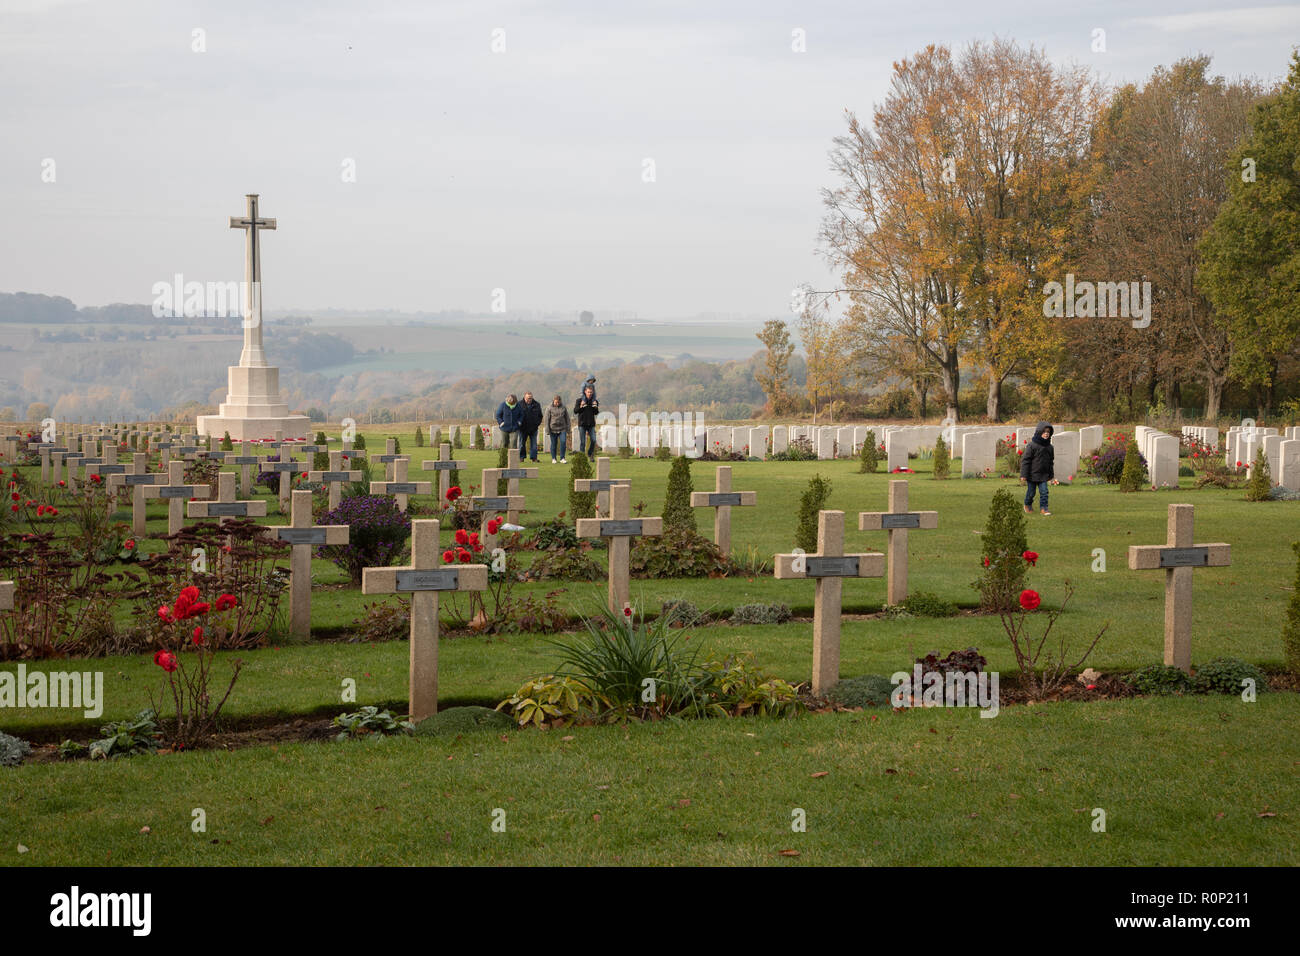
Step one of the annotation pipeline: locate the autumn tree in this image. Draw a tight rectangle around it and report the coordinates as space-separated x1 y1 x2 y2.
798 303 848 423
1199 51 1300 415
755 319 796 414
1085 57 1262 420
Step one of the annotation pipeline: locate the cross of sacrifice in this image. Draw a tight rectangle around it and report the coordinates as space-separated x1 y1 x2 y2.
309 450 361 511
1127 503 1231 673
421 443 466 505
362 519 488 722
108 453 165 535
371 457 431 513
265 489 349 641
775 510 885 696
498 447 538 524
230 193 276 367
471 468 524 549
858 479 939 606
573 456 630 517
576 483 663 614
143 460 211 536
689 465 756 555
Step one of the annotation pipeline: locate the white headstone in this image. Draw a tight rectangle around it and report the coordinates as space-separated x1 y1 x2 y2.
960 430 996 476
771 425 788 456
1078 425 1103 457
1150 434 1179 488
1051 430 1081 481
1279 439 1300 490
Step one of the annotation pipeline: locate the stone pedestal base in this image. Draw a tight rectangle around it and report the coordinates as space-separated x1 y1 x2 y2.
196 363 310 441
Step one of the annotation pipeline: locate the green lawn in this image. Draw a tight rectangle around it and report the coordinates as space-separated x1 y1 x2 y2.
2 427 1298 866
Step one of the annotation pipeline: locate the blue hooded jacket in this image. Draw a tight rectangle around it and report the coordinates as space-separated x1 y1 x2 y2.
495 400 523 433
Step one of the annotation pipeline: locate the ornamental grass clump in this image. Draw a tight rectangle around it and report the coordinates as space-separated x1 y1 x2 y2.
318 494 412 584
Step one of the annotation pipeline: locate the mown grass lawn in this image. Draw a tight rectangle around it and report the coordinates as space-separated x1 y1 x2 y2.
3 425 1298 865
4 695 1295 866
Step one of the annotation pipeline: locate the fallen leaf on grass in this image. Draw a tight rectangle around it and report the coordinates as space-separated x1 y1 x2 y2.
884 768 897 775
17 845 28 854
676 799 692 808
1257 812 1277 818
561 735 575 742
778 849 800 857
260 816 274 826
811 771 829 779
591 813 602 822
139 826 151 834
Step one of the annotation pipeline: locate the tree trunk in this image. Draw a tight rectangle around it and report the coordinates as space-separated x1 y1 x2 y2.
1203 376 1223 422
986 377 1002 422
940 353 960 423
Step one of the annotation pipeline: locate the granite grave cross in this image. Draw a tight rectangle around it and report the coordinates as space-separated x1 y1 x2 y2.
142 460 211 536
573 456 629 518
576 483 663 614
1127 503 1231 673
774 510 885 695
309 450 361 511
689 465 755 555
266 489 349 641
371 456 431 513
421 443 466 505
857 479 939 606
362 519 488 721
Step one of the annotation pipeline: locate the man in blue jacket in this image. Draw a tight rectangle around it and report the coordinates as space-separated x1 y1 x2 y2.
495 393 523 449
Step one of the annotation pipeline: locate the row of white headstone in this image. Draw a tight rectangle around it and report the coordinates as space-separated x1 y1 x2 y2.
1216 424 1300 488
457 421 1105 469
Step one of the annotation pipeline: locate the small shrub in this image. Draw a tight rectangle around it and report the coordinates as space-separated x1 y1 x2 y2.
77 710 162 759
1245 449 1271 502
1196 460 1245 489
730 602 792 625
1119 439 1145 492
414 427 424 448
525 549 604 581
1192 658 1268 695
354 434 367 451
414 705 516 737
630 528 728 578
529 514 579 551
858 429 879 473
497 675 605 728
352 599 410 642
334 706 414 740
472 427 484 450
661 599 706 627
0 731 31 767
568 452 595 522
220 431 233 451
318 494 413 584
933 434 950 479
972 489 1029 612
899 591 959 617
1178 464 1195 477
662 456 697 534
727 543 772 577
453 429 464 449
773 437 817 461
916 647 986 681
795 474 833 553
828 674 895 708
654 443 672 461
1125 664 1192 695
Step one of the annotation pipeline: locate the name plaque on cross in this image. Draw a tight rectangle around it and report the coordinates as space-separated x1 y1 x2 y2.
473 497 510 510
396 569 460 591
319 471 354 482
276 528 329 545
209 503 249 516
881 513 922 530
159 487 192 499
1159 547 1209 568
499 468 532 479
581 479 628 491
426 461 460 471
231 456 261 465
703 492 744 507
374 454 404 464
386 483 420 494
600 519 646 536
806 556 860 577
267 462 305 471
121 474 159 486
95 464 127 475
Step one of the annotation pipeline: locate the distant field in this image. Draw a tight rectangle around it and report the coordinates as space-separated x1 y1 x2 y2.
312 321 766 375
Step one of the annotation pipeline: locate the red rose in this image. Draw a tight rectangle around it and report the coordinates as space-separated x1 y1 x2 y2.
153 650 178 673
157 605 172 622
125 539 135 550
215 593 238 612
192 626 205 646
36 505 44 516
1019 589 1041 611
454 529 469 545
50 507 57 516
443 549 455 563
982 557 990 567
9 492 16 501
58 480 66 487
457 548 472 563
9 504 16 513
1022 550 1038 566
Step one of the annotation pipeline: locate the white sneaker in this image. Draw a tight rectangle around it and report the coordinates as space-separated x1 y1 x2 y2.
560 458 567 463
551 459 557 464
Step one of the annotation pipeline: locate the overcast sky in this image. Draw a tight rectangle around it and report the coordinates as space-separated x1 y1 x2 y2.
1 0 1296 320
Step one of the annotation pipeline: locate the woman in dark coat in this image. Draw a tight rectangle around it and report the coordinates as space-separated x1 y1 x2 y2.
1019 422 1055 515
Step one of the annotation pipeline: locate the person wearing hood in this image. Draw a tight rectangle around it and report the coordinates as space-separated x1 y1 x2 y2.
495 393 523 449
1019 422 1055 515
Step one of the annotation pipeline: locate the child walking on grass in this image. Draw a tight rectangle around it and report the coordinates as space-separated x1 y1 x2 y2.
1020 421 1055 516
